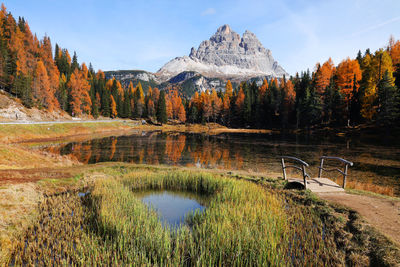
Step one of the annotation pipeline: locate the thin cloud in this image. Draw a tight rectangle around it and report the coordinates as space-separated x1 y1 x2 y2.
352 16 400 36
201 8 216 16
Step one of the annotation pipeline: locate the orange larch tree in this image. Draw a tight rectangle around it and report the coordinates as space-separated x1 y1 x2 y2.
170 89 183 119
40 36 60 110
96 70 105 80
315 58 335 95
258 79 268 99
235 87 245 112
152 87 160 105
388 36 400 68
177 103 186 122
32 60 54 110
225 80 233 98
200 91 212 122
105 78 114 91
110 95 117 118
210 89 222 122
68 68 91 116
147 99 155 116
166 98 173 119
335 58 362 102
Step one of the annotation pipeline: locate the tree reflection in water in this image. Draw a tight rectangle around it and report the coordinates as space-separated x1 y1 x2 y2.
44 131 400 196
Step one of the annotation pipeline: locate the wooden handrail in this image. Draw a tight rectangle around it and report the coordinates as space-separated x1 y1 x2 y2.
280 156 309 189
320 156 353 166
318 156 353 188
317 167 346 176
280 156 309 167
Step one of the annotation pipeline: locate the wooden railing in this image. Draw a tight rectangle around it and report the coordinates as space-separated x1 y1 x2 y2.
280 156 310 189
317 156 353 188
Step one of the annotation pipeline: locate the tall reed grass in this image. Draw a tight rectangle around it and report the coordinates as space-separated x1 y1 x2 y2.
10 168 345 265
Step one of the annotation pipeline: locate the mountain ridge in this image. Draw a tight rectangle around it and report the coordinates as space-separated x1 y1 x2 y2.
156 24 288 82
105 25 288 96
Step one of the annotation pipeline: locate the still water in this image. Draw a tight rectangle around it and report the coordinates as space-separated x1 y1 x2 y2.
43 131 400 196
136 190 205 228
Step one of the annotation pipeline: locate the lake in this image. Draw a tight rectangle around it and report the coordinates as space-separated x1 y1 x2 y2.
43 131 400 196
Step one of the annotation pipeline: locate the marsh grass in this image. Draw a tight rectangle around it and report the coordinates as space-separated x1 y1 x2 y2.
9 167 398 266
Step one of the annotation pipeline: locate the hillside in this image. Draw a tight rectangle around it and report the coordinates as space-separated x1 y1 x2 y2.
0 90 71 122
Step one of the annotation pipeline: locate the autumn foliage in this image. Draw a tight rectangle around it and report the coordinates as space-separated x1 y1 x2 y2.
0 3 399 128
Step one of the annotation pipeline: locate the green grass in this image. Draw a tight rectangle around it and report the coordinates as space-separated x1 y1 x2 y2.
8 166 400 266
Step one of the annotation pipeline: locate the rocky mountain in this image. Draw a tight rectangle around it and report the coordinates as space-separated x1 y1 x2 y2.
104 70 159 93
156 24 288 82
105 25 288 96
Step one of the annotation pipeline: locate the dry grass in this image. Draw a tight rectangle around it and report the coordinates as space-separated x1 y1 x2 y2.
6 165 400 266
0 144 77 170
0 121 135 144
129 122 272 135
7 168 342 265
0 183 41 266
330 177 396 197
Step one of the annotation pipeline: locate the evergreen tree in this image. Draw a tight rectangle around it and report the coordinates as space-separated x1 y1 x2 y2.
100 80 110 117
56 74 68 110
92 101 99 119
377 70 400 126
299 87 322 129
331 86 346 126
101 91 110 117
71 51 79 72
356 50 363 65
188 104 198 123
121 94 131 118
110 79 122 117
350 74 362 124
156 91 167 124
394 63 400 89
243 83 252 125
12 74 32 107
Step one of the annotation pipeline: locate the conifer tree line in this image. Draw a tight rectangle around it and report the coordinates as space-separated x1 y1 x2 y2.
187 41 400 128
0 4 185 123
0 4 399 128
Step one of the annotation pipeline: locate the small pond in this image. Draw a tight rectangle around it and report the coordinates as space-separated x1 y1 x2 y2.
136 190 206 228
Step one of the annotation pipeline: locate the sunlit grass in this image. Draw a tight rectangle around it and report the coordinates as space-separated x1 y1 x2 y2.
9 168 350 266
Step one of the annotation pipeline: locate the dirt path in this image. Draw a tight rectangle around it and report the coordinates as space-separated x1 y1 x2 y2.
318 192 400 245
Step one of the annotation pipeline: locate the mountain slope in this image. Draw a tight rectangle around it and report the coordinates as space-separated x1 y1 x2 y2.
156 24 288 82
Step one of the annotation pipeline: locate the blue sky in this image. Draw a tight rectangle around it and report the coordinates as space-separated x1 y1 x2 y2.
5 0 400 75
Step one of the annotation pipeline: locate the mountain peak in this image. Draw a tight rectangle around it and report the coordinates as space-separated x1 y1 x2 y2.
157 25 287 81
216 24 232 34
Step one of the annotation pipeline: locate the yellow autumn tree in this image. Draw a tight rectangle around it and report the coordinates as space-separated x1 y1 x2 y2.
388 36 400 69
32 60 54 111
210 88 222 122
225 80 233 98
68 68 91 116
178 103 186 122
314 58 335 95
110 95 117 118
335 58 362 103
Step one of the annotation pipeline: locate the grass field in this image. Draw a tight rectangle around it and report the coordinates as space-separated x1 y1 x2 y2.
7 166 400 266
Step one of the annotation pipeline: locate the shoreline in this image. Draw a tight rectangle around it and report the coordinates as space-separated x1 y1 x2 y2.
0 121 400 265
1 163 399 265
0 120 273 144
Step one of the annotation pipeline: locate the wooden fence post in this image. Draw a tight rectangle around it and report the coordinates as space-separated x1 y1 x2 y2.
318 158 324 178
343 164 348 189
281 158 287 180
302 165 307 190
